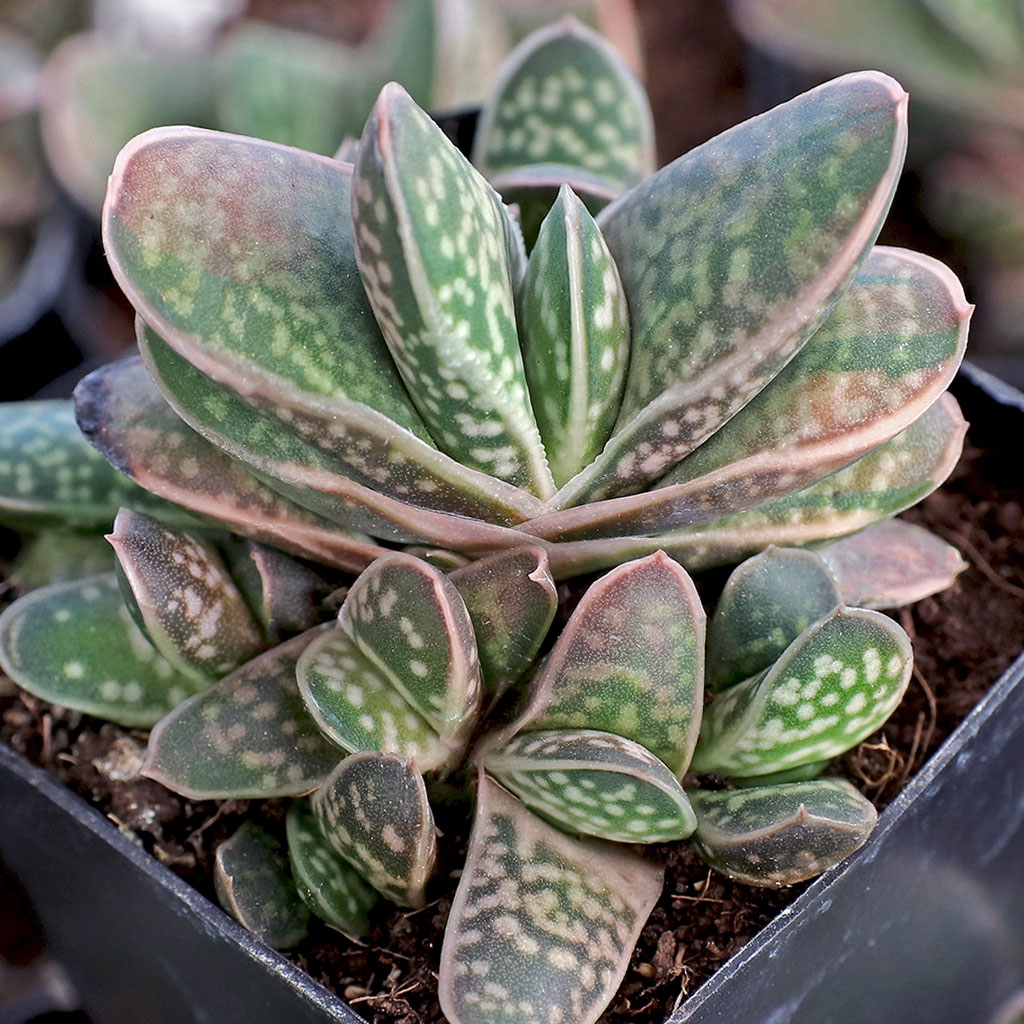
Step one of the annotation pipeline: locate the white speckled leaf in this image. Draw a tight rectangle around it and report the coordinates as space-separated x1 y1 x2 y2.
142 625 340 799
214 822 310 949
691 607 913 778
438 774 663 1024
519 185 630 488
312 751 436 908
108 508 265 682
512 552 704 776
689 778 877 886
485 728 696 843
353 84 553 497
286 801 377 938
0 573 202 727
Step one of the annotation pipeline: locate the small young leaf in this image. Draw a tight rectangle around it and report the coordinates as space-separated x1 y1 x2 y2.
214 821 310 948
108 508 265 682
438 774 663 1024
513 552 704 775
142 625 340 800
312 751 436 908
691 607 913 778
688 778 877 886
285 801 377 938
485 728 696 843
0 573 202 727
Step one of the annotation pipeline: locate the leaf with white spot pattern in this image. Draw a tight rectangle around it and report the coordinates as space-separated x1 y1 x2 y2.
438 773 663 1024
519 185 630 488
691 607 913 778
688 778 877 886
142 625 340 799
555 72 908 507
108 508 265 682
512 551 704 776
312 751 436 908
214 821 310 948
449 547 557 708
285 801 377 938
485 729 696 843
353 83 554 497
0 573 203 727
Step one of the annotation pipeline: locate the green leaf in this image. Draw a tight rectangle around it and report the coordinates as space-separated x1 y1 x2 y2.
485 728 696 843
214 821 310 948
108 508 265 682
920 0 1024 67
519 185 630 487
691 607 913 778
688 778 877 886
0 573 202 727
557 71 908 506
10 531 115 590
818 519 967 609
142 625 340 799
312 751 436 908
438 774 663 1024
513 552 704 775
285 801 377 938
353 83 553 496
449 546 557 708
729 760 831 787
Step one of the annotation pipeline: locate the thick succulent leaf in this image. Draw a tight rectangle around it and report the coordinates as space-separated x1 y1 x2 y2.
818 519 967 609
312 751 436 908
0 399 195 531
485 728 696 843
530 246 969 541
729 760 830 788
0 573 202 727
520 185 630 488
472 17 654 191
429 0 510 108
438 774 663 1024
408 547 471 571
104 128 542 527
353 83 553 497
108 508 265 682
74 358 386 573
449 547 557 707
556 72 908 507
40 33 217 213
512 552 704 776
285 801 377 938
688 778 877 886
10 531 115 591
920 0 1024 66
142 626 340 799
544 393 968 578
691 607 913 778
214 822 310 949
707 547 842 693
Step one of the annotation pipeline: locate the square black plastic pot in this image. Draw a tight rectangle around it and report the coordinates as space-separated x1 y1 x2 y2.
1 363 1023 1024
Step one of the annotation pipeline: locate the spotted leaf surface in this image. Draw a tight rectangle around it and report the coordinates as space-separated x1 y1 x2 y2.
285 801 377 938
485 729 696 843
520 185 630 488
514 552 704 776
819 519 967 609
472 18 654 193
74 358 385 573
353 84 553 497
438 774 663 1024
0 573 201 727
688 778 877 886
449 547 557 707
557 72 908 506
312 751 436 908
707 547 842 693
214 822 310 949
142 626 339 799
691 607 913 778
544 393 968 578
108 508 265 682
